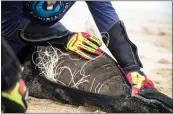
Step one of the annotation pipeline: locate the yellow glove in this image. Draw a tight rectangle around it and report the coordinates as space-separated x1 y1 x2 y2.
2 80 28 113
126 71 159 96
66 32 103 60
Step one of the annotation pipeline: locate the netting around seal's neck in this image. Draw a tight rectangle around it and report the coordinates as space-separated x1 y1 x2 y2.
32 43 114 93
32 45 94 89
32 20 111 87
31 20 122 95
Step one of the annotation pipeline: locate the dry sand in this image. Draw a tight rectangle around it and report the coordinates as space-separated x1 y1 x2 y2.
27 3 172 113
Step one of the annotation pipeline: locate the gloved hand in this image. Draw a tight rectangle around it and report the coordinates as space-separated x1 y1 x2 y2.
66 32 103 60
1 79 29 113
126 71 158 96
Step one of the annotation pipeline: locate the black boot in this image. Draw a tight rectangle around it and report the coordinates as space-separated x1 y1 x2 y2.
102 20 143 74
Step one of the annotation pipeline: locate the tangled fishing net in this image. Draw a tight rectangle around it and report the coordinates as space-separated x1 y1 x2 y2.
30 19 128 96
31 20 112 92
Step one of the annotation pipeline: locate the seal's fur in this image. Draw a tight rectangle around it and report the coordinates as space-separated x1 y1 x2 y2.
22 46 173 113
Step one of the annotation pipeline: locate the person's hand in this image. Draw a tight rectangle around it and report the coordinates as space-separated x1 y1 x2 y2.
66 32 103 60
1 79 29 113
126 71 158 96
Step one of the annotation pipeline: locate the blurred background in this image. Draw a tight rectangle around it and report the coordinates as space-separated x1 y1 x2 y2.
112 1 172 13
28 1 172 113
60 1 172 31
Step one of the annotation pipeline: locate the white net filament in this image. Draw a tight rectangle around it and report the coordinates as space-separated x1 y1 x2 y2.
31 20 112 93
32 45 104 91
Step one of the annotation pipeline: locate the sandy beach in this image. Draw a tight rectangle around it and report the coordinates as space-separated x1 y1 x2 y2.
26 2 172 113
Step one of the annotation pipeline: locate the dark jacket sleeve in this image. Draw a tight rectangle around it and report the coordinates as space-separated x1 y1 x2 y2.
1 39 21 91
86 1 120 32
